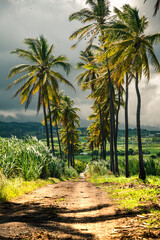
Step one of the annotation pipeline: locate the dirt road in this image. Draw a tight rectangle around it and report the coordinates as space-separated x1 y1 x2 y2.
0 175 120 239
0 176 153 240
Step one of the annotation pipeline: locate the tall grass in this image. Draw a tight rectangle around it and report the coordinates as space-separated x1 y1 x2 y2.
0 136 65 180
88 155 160 177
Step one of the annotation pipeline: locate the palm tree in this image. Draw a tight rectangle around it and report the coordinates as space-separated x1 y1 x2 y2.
75 50 107 160
70 1 120 170
7 35 73 151
104 4 160 179
69 0 110 49
125 73 130 177
60 95 80 167
46 93 63 158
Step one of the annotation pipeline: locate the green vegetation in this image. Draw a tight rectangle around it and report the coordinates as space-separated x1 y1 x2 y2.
69 1 160 181
88 172 160 228
0 135 81 202
0 172 60 202
0 135 63 180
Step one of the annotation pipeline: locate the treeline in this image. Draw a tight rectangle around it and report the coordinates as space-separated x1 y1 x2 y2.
69 1 160 180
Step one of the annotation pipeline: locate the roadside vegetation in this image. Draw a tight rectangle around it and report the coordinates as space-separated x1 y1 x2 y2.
87 161 160 233
0 135 82 202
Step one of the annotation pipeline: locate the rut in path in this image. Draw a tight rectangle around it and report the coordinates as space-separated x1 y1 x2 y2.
0 177 124 240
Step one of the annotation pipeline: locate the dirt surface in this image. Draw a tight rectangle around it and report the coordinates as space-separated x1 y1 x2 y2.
0 175 159 239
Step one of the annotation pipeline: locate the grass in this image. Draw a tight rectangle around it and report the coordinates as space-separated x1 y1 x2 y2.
0 173 59 202
88 173 160 228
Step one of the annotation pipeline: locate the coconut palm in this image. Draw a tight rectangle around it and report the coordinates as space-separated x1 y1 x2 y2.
69 0 110 49
104 4 160 179
46 93 63 158
70 1 119 169
60 95 80 167
75 49 107 160
7 35 73 151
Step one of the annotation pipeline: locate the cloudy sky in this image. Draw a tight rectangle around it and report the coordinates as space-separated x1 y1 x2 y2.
0 0 160 128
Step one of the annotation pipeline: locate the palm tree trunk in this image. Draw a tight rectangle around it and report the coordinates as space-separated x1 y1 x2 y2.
91 142 94 161
66 125 72 167
115 88 120 176
55 120 62 159
71 133 75 168
98 104 106 160
108 67 115 173
135 73 146 180
43 102 50 149
48 100 55 156
125 73 130 177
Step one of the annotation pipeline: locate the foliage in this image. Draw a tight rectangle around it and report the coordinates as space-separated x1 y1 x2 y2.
0 172 59 202
89 174 160 229
64 166 78 178
74 160 86 173
0 136 64 180
88 156 160 177
88 160 110 176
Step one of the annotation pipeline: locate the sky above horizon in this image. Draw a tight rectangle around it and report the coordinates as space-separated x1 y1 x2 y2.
0 0 160 128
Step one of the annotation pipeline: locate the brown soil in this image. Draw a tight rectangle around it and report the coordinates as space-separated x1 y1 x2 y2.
0 176 159 240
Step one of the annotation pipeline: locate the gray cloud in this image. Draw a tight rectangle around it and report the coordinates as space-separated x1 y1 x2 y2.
0 0 160 127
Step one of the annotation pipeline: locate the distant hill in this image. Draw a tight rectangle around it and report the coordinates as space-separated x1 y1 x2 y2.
0 121 159 139
0 121 87 139
0 121 45 139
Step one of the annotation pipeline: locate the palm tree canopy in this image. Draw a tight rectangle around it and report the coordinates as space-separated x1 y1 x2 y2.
104 4 160 80
7 35 73 112
69 0 110 48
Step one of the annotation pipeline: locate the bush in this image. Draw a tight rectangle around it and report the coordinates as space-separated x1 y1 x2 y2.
118 150 125 156
145 158 156 175
49 158 65 179
128 148 134 155
74 160 86 173
88 160 109 176
64 167 78 178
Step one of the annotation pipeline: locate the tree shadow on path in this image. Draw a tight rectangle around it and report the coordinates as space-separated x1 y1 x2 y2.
0 200 159 239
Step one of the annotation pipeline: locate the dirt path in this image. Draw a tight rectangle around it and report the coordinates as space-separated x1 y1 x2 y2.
0 176 149 240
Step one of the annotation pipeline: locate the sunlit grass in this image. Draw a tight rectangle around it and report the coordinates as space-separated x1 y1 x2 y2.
88 173 160 228
0 174 58 202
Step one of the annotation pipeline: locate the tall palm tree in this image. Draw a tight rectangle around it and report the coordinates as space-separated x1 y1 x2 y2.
46 93 63 159
7 35 73 150
104 4 160 179
75 50 107 160
60 95 80 167
70 1 119 170
69 0 110 49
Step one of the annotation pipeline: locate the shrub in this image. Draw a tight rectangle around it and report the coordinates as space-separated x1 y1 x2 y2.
88 160 109 176
118 150 125 156
74 160 86 173
128 148 134 155
64 167 78 178
156 152 160 157
49 159 65 179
